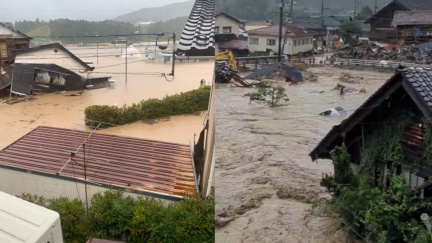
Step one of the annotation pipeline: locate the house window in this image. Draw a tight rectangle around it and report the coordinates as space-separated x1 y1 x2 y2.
222 27 232 33
215 26 220 34
267 39 276 46
302 39 305 45
34 69 67 86
0 43 7 58
293 40 297 46
249 38 259 44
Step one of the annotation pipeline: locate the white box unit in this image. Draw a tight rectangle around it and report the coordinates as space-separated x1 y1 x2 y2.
0 191 63 243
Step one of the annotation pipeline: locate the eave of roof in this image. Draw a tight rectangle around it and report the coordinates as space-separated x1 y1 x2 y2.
365 0 408 24
0 22 32 40
215 12 244 24
13 43 93 71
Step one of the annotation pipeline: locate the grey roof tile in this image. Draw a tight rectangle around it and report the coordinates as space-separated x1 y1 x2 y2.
402 68 432 111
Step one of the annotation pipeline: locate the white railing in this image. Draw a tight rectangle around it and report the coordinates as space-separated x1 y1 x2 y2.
334 58 432 69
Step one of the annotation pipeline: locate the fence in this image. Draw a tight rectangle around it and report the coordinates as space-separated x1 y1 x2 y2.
333 58 432 70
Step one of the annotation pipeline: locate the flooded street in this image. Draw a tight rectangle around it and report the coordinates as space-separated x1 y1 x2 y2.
0 45 214 149
215 66 393 242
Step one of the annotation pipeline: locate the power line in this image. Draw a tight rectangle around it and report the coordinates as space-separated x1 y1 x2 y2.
29 32 167 39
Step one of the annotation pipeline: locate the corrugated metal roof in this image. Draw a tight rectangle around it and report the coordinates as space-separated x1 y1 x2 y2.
0 126 196 199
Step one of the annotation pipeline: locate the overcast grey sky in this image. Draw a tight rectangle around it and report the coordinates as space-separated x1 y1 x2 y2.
0 0 187 22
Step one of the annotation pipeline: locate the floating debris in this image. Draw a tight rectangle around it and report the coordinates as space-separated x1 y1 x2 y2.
243 63 303 83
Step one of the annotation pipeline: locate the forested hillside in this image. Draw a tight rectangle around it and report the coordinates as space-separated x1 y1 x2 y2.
15 18 187 44
215 0 389 20
114 0 194 23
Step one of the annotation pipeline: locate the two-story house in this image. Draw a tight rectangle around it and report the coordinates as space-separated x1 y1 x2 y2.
247 24 314 56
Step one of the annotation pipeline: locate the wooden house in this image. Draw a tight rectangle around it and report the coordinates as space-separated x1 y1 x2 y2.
365 0 432 42
0 22 31 66
392 10 432 44
310 65 432 196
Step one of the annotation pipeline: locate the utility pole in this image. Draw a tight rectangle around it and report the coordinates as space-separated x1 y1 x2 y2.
374 0 378 14
125 39 128 84
281 0 294 61
354 0 361 18
321 0 325 50
97 42 99 64
83 143 89 215
278 0 284 62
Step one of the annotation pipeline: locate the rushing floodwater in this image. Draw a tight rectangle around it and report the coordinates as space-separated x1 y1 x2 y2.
0 45 214 149
215 66 394 243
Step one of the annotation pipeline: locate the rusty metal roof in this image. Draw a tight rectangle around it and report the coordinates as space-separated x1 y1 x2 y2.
0 126 196 199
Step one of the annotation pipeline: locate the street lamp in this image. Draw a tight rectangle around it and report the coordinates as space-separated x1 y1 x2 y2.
155 32 176 77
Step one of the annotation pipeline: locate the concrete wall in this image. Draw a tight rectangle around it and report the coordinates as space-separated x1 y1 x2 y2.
15 48 89 78
201 78 215 197
248 34 313 55
215 15 240 36
0 168 172 205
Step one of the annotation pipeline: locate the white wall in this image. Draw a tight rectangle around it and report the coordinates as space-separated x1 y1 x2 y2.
215 15 240 36
15 48 89 78
0 25 26 38
0 168 173 205
248 34 314 55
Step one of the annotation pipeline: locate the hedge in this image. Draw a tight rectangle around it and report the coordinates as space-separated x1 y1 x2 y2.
85 86 211 128
19 190 215 243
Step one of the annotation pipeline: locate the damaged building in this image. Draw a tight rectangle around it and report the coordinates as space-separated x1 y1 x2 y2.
0 22 31 66
11 43 110 95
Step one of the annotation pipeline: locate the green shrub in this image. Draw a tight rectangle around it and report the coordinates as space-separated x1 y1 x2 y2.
85 86 211 128
47 197 87 243
19 190 215 243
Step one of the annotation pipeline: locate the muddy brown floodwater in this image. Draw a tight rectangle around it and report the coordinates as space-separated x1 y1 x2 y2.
215 66 394 243
0 45 214 149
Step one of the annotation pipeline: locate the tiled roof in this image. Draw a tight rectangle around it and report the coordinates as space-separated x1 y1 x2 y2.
0 126 196 199
403 67 432 108
309 65 432 161
293 17 342 29
397 0 432 10
392 10 432 26
177 0 215 56
247 24 314 37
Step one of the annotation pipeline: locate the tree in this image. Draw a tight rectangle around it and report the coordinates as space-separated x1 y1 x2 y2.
338 20 362 47
249 80 288 107
356 6 373 20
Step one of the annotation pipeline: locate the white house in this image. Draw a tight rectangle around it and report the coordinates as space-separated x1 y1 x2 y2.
215 12 247 37
245 20 272 31
247 25 314 55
